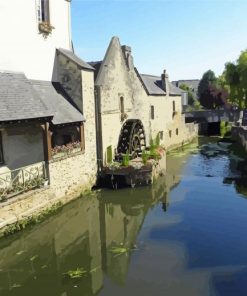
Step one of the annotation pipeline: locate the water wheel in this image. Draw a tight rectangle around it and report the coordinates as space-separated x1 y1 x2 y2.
117 119 146 158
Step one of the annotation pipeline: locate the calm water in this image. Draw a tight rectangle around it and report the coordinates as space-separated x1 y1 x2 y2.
0 137 247 296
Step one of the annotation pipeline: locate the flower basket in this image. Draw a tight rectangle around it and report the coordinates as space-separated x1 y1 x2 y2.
39 22 55 35
51 141 81 158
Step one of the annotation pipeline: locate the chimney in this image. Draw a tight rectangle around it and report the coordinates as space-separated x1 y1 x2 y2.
121 45 134 70
161 69 169 96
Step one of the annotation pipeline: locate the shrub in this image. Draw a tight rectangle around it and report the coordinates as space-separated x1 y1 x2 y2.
141 150 149 165
106 145 113 164
122 153 130 166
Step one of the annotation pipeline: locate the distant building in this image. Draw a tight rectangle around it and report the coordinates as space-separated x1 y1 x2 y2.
172 79 200 100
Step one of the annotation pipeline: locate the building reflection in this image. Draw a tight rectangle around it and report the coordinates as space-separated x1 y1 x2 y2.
0 176 168 295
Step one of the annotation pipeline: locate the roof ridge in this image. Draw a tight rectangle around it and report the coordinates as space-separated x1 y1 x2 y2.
141 73 160 79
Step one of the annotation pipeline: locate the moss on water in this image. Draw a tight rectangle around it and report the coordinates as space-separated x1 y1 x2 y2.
167 140 199 157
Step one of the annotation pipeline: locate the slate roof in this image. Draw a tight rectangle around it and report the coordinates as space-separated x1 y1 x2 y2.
88 61 102 81
58 48 95 71
172 79 200 91
139 74 182 96
169 82 183 96
30 80 85 125
0 71 53 123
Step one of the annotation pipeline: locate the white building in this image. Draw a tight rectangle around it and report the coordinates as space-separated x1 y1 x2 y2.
0 0 72 81
0 0 97 204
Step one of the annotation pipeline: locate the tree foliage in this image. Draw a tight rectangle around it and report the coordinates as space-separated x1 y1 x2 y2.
222 50 247 108
198 70 225 109
179 83 195 105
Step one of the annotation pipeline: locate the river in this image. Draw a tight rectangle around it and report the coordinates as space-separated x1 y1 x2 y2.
0 137 247 296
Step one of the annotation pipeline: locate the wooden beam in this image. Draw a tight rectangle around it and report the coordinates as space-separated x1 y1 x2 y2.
79 123 85 152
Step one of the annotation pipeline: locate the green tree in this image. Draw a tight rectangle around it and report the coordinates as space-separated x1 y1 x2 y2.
223 49 247 109
179 83 195 106
198 70 224 109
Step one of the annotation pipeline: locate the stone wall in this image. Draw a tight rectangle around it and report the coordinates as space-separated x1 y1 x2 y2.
232 126 247 152
55 55 97 196
49 152 96 198
57 53 83 112
165 120 198 151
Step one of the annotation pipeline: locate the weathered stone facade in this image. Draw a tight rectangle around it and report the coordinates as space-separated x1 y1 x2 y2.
49 151 96 198
94 37 150 165
93 36 198 165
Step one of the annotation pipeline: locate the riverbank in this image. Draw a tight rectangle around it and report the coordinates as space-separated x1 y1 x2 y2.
0 182 96 238
232 125 247 152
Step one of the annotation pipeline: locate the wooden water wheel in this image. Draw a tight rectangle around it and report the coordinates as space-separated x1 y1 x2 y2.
117 119 146 158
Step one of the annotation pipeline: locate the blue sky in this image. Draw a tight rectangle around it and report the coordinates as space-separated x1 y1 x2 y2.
71 0 247 81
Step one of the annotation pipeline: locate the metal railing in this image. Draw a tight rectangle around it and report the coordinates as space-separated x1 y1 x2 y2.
0 162 47 202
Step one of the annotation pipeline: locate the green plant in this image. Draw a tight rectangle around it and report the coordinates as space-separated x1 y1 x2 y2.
149 138 157 155
106 145 113 164
122 153 130 166
220 121 231 138
64 267 87 279
155 133 160 147
141 150 149 165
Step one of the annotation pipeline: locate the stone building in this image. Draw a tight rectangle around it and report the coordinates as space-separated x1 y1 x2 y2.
90 36 198 167
138 71 198 150
0 0 97 206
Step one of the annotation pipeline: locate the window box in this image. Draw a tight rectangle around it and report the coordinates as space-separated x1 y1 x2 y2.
39 22 55 35
51 141 82 159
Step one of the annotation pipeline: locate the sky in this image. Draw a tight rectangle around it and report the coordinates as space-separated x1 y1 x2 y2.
71 0 247 81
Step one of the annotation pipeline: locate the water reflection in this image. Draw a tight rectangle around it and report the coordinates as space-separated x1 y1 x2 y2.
0 173 170 295
1 138 247 296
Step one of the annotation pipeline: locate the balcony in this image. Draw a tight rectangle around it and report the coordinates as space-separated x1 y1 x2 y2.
0 162 48 202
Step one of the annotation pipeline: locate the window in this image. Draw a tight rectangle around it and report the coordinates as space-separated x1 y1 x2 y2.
176 128 179 136
38 0 50 23
151 106 154 120
159 131 164 140
120 97 124 114
173 101 176 112
0 132 4 164
169 130 172 138
120 96 126 121
51 127 79 147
